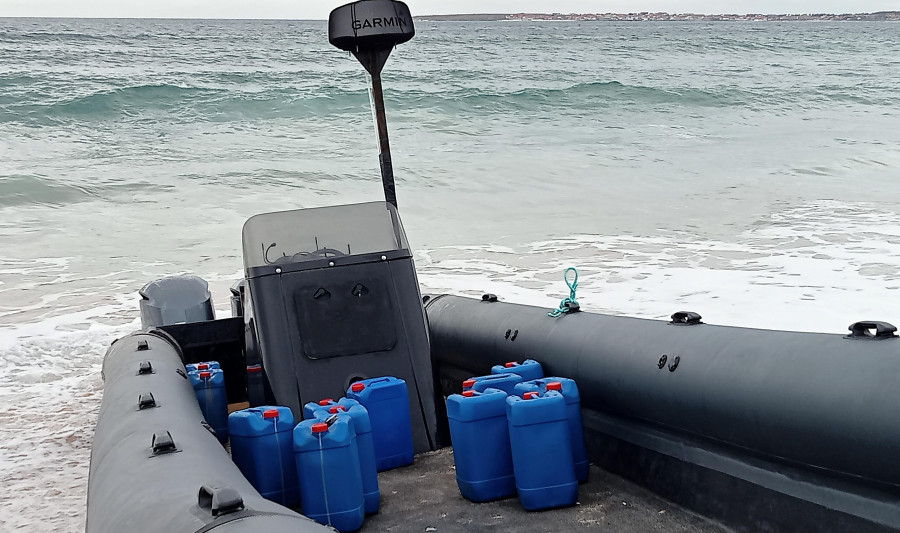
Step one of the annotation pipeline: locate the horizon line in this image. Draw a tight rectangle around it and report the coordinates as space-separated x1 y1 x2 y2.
416 10 900 17
1 10 899 21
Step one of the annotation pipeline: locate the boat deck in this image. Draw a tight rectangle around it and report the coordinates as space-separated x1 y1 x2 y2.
362 448 733 532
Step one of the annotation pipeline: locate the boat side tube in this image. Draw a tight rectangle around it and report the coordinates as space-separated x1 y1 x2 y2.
424 294 900 532
87 331 333 533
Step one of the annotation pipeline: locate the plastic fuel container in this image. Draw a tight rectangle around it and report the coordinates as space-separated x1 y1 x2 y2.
506 391 577 511
346 377 414 471
186 361 220 373
293 417 364 532
313 403 380 514
228 406 299 506
189 369 228 443
468 372 523 396
446 388 515 502
303 397 339 420
514 377 588 482
491 359 544 381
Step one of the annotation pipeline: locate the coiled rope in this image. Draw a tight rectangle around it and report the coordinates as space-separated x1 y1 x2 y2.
548 267 580 318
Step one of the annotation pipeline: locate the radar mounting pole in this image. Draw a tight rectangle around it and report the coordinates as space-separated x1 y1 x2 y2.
329 0 415 209
370 68 396 208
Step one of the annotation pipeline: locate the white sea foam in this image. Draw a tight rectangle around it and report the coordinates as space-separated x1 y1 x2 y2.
0 324 125 532
418 200 900 334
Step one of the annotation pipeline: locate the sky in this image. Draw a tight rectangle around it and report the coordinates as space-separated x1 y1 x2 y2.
3 1 899 19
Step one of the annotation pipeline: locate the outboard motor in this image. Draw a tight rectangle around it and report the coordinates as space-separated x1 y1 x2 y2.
139 275 215 328
241 201 445 452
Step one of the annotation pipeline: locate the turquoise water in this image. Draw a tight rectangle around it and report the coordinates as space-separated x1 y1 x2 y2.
1 18 899 531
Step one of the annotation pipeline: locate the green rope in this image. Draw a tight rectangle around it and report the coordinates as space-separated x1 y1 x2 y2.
548 267 580 318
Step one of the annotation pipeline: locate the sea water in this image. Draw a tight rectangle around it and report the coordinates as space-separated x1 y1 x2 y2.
1 18 899 531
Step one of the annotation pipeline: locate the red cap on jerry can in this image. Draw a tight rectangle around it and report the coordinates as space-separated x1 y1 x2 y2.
351 382 365 392
198 363 209 370
263 409 279 419
329 405 347 413
523 391 539 400
462 379 476 389
462 390 475 397
504 361 517 368
199 371 211 379
546 381 563 391
311 423 328 434
318 399 334 406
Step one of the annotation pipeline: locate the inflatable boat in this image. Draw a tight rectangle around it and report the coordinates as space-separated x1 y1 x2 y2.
86 2 900 532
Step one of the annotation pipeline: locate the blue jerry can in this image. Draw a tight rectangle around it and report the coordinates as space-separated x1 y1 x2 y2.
346 377 414 471
466 372 523 396
506 390 577 511
514 377 588 482
491 358 544 381
189 368 228 443
293 417 365 532
185 361 220 373
228 406 299 506
313 401 380 515
446 388 516 502
303 397 339 420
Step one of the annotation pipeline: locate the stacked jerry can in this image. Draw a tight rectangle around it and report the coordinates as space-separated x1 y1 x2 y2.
215 375 416 532
305 399 380 515
186 361 228 443
491 359 544 381
294 376 415 531
447 359 588 511
304 378 415 471
514 377 589 482
466 372 525 395
186 361 220 373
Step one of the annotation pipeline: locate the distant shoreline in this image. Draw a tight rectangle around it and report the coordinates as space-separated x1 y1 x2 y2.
417 12 900 22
